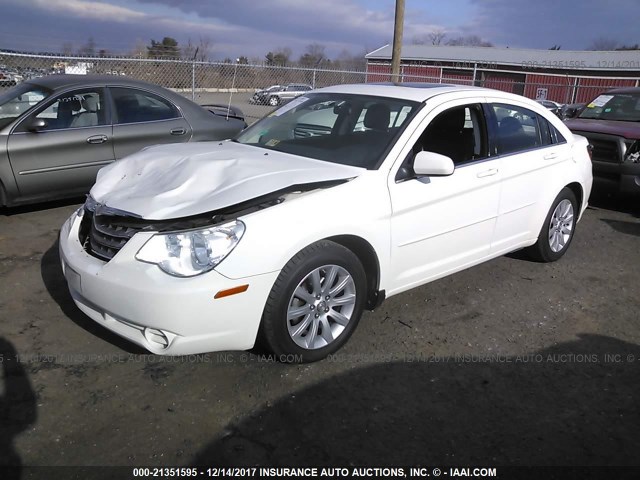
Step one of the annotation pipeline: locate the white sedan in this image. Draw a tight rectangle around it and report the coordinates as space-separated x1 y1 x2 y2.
59 84 593 363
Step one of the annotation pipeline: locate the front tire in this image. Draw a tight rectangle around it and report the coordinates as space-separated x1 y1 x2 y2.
259 240 367 363
526 187 578 262
268 96 280 106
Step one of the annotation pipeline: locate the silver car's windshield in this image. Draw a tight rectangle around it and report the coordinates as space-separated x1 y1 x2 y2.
235 93 420 169
579 92 640 122
0 84 51 129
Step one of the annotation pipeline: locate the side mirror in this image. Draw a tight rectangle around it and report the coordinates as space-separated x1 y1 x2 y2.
413 151 455 176
562 107 577 119
28 118 48 132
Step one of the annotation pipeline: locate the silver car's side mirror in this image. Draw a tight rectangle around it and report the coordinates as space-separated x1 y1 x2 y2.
413 151 455 176
28 118 48 132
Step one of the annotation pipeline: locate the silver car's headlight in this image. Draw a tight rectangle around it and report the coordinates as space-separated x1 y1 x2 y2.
135 220 245 277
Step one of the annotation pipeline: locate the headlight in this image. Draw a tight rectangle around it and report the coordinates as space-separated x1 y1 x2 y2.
624 140 639 163
135 220 245 277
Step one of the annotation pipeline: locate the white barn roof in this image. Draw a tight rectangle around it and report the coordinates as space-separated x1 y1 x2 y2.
366 45 640 72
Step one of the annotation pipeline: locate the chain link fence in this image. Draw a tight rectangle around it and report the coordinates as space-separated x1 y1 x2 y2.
2 51 638 124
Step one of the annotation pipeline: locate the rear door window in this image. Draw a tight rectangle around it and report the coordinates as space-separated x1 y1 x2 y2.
110 87 181 124
491 103 543 155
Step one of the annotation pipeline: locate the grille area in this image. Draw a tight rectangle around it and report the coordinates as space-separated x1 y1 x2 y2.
590 138 621 163
79 209 145 261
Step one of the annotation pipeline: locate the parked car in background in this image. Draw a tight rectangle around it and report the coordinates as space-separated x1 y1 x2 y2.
60 83 592 363
0 69 22 87
536 99 563 117
0 74 246 207
560 102 586 120
564 88 640 196
250 83 313 106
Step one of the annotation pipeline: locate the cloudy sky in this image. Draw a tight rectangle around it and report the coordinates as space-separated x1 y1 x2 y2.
0 0 638 59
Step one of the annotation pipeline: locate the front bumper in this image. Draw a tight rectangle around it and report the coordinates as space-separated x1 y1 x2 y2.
59 212 279 355
592 160 640 195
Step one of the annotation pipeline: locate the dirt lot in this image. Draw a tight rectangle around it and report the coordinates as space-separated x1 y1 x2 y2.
1 190 639 470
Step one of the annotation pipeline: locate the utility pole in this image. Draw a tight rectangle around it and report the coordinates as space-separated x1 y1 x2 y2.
391 0 405 83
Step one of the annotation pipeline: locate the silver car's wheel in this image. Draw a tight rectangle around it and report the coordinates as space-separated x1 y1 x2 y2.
287 265 356 350
548 199 574 253
268 96 279 106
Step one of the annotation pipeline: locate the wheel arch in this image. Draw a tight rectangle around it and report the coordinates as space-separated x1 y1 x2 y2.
564 181 584 212
326 234 383 311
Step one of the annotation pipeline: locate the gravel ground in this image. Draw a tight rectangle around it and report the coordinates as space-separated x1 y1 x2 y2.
0 189 639 470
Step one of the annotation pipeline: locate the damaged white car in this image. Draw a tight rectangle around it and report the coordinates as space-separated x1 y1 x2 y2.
59 84 593 362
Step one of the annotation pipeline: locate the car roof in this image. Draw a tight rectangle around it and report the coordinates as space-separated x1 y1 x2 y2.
24 74 163 90
606 87 640 94
313 83 504 102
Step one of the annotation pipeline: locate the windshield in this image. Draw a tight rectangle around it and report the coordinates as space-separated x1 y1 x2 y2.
579 92 640 122
0 83 51 130
234 93 420 169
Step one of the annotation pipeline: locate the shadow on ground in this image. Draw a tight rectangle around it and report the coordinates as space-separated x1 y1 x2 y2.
601 219 640 238
193 334 640 466
0 338 36 479
588 185 639 218
40 239 145 354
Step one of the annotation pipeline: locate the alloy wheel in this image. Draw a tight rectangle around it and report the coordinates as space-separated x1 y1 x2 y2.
548 199 574 253
286 265 356 350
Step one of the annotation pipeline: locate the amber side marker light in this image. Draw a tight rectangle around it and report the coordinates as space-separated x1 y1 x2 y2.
214 285 249 299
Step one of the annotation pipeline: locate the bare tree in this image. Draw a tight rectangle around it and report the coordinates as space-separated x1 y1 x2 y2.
77 37 96 56
446 35 493 47
61 42 74 57
588 37 619 51
265 46 292 66
130 39 147 58
412 29 446 46
334 48 367 70
196 37 213 61
616 44 640 50
299 43 326 67
429 29 446 45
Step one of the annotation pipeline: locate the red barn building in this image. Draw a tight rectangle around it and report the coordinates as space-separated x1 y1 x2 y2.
365 45 640 104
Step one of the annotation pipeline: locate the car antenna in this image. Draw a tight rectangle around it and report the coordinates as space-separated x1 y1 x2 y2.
191 47 199 102
227 58 239 121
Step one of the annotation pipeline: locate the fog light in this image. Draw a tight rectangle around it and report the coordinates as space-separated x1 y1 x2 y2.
144 328 170 349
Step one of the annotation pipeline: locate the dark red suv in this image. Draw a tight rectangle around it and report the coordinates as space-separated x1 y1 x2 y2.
564 87 640 196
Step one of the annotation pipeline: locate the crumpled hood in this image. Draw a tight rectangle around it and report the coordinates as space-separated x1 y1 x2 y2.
90 141 364 219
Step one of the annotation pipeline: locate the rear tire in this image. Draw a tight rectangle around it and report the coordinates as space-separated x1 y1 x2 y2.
525 187 578 262
259 240 366 363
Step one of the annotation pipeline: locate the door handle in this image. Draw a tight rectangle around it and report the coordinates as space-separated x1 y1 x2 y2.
544 152 558 160
170 128 186 135
477 168 498 178
86 135 108 144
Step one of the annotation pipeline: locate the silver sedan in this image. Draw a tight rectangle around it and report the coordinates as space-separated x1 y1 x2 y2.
0 75 246 207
